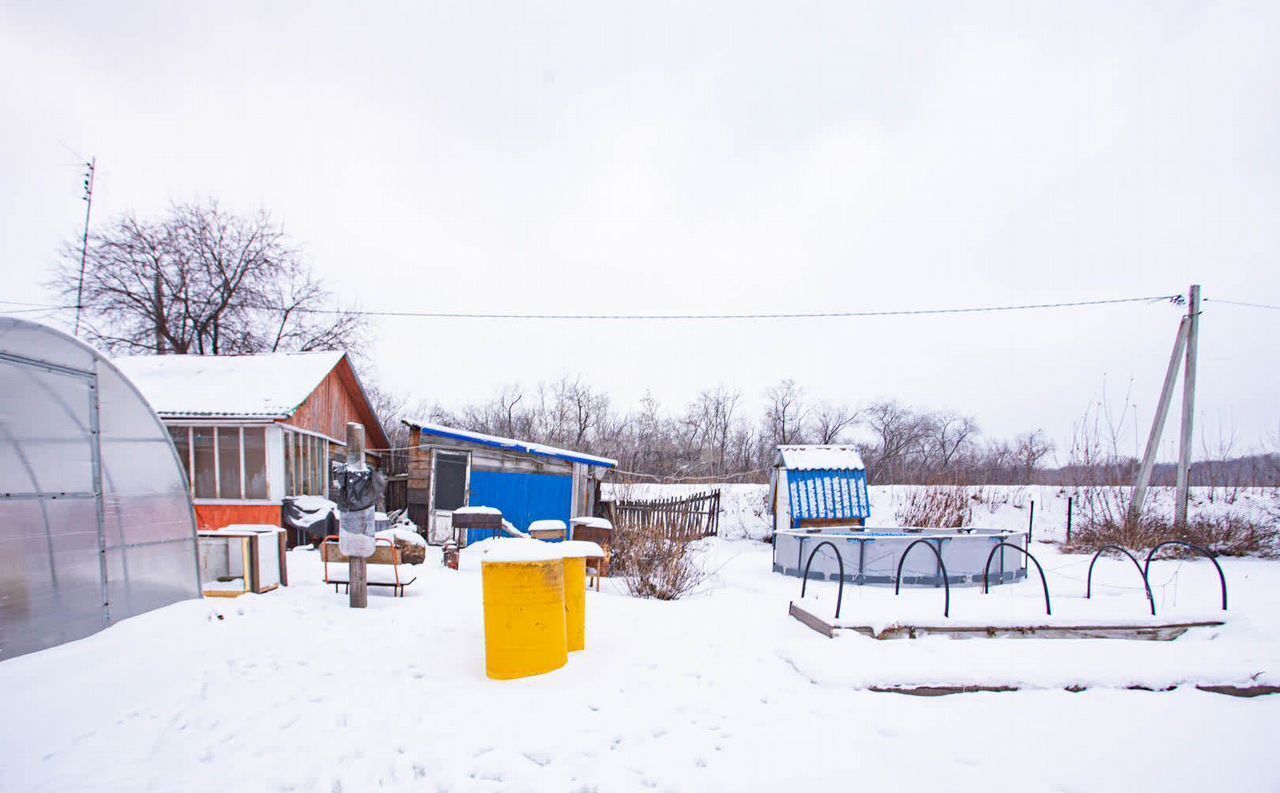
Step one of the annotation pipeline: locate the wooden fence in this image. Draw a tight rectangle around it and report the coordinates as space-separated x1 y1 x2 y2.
602 489 721 540
383 473 408 513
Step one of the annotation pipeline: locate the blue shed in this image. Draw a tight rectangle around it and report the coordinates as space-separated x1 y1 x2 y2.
403 420 617 545
768 445 870 533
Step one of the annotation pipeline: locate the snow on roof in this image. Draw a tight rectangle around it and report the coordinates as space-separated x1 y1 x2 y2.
403 420 618 468
113 351 346 419
775 445 866 471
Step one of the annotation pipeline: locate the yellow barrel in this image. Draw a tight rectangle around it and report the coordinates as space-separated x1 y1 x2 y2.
562 556 586 652
556 540 603 653
481 551 568 680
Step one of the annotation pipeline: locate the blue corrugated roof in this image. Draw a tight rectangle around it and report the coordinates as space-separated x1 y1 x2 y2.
403 420 617 468
787 468 871 523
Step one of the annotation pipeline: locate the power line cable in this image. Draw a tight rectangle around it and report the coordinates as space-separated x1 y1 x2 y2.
1205 298 1280 311
2 293 1182 322
262 293 1183 321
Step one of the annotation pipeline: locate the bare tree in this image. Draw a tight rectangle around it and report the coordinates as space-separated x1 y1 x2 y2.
1013 430 1054 481
763 378 809 446
52 201 365 357
812 402 860 444
930 412 980 468
859 400 933 483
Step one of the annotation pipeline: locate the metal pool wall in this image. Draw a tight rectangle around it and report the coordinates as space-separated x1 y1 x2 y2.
773 528 1028 586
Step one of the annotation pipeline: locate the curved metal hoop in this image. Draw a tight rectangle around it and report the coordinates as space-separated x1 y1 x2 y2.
1144 541 1227 611
1086 545 1155 616
800 541 846 619
982 542 1052 616
894 539 950 618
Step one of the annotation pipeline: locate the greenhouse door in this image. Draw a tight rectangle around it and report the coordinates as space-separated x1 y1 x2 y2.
428 450 469 545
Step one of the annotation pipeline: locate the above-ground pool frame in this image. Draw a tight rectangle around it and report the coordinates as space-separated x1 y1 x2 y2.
792 536 1229 622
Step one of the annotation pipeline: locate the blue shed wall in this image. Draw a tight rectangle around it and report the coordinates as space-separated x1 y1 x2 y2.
468 470 573 540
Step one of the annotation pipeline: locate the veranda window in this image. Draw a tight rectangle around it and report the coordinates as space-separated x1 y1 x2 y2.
283 429 329 498
169 426 269 501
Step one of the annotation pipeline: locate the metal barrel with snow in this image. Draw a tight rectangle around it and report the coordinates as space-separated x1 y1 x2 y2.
557 540 605 652
480 539 569 680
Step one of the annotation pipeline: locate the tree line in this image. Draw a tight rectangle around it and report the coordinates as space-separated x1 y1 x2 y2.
55 201 1278 487
398 376 1061 485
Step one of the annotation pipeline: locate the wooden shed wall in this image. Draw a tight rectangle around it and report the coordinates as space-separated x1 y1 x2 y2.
404 428 577 530
284 359 388 448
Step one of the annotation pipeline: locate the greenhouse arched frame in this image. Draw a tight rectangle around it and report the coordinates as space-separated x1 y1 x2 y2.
0 317 201 660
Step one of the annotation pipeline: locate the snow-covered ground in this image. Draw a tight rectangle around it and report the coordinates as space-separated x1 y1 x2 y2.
2 533 1279 792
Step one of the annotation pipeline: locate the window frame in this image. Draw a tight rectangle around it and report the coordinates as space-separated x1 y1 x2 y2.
168 423 278 504
282 427 333 500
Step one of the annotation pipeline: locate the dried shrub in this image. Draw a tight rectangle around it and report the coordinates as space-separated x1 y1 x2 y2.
895 485 973 528
613 524 708 600
1062 491 1279 558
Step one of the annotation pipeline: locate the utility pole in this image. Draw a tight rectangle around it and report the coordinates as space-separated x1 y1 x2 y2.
1174 284 1201 528
346 422 369 608
73 156 96 338
1130 315 1190 519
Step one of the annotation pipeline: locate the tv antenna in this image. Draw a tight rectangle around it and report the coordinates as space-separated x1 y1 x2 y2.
73 156 96 337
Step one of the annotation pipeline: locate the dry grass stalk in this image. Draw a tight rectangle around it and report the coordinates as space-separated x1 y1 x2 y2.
895 484 973 528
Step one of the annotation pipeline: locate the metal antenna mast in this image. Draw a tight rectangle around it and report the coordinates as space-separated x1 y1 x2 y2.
73 156 96 337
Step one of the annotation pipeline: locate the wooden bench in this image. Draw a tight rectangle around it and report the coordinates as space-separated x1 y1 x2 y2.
320 535 417 597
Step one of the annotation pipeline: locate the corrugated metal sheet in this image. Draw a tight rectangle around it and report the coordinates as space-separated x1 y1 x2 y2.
786 469 871 523
469 471 573 535
404 420 617 468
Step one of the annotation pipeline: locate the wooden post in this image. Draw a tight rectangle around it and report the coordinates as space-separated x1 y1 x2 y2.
1175 285 1200 528
347 422 368 608
1131 315 1190 521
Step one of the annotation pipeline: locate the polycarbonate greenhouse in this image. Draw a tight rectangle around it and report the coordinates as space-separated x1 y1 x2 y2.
0 317 200 659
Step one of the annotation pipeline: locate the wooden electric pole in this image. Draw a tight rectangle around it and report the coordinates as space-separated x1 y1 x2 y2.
347 422 369 608
1174 284 1201 528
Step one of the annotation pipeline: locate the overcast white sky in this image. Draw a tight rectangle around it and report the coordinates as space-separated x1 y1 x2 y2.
2 1 1277 461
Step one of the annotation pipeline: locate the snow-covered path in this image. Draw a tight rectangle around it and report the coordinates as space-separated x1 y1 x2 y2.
2 540 1278 792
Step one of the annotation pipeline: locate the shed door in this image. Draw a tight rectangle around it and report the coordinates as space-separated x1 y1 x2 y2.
428 451 469 544
469 471 572 534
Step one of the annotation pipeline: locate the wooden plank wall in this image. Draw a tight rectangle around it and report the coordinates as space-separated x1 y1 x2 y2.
285 359 388 449
406 427 432 531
